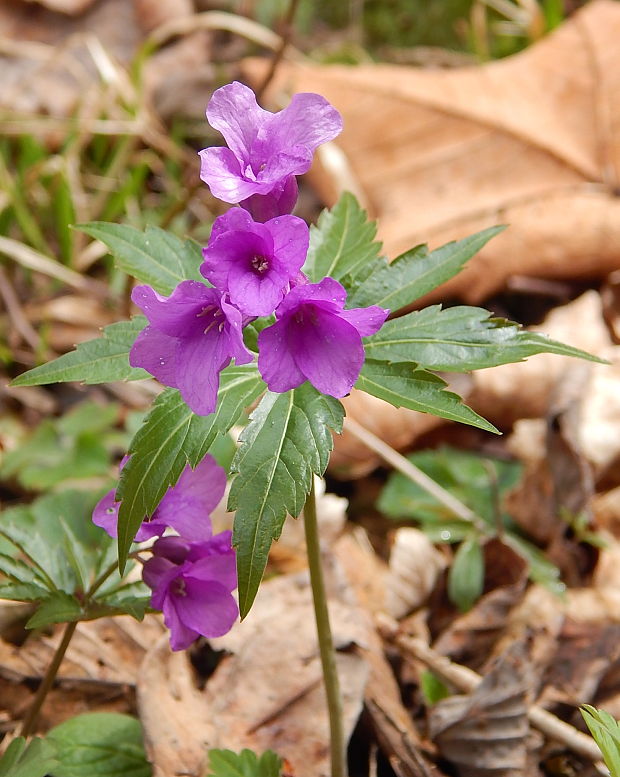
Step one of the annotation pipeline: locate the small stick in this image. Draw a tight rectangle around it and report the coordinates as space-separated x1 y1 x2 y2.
345 418 487 533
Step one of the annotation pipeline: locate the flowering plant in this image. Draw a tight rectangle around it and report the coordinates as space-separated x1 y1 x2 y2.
10 80 597 772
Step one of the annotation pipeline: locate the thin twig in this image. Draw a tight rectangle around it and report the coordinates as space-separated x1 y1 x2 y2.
344 418 487 532
256 0 302 102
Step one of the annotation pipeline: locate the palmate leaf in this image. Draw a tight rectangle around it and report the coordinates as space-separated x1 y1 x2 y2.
77 222 204 294
303 192 382 284
357 360 498 433
11 318 148 387
230 384 344 617
116 366 265 566
365 304 602 371
346 226 505 311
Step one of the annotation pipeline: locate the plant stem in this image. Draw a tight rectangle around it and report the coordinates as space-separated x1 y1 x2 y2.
303 479 346 777
20 620 77 737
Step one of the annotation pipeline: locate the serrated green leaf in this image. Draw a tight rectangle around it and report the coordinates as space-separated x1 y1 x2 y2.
207 749 282 777
116 367 264 567
581 706 620 777
356 360 498 433
230 384 344 618
26 591 82 629
47 713 151 777
0 553 47 587
0 582 49 602
11 318 148 387
365 305 603 371
347 226 505 311
303 192 382 284
77 222 204 294
0 737 58 777
447 537 484 612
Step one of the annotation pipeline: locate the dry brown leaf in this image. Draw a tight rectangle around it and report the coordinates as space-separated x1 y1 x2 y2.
332 534 442 777
538 618 620 707
22 0 97 15
138 637 213 777
385 528 446 619
249 0 620 302
139 571 369 777
133 0 194 33
428 644 532 777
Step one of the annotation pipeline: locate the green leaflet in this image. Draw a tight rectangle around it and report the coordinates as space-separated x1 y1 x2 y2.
77 222 204 294
0 737 58 777
11 318 148 387
365 305 603 370
46 713 151 777
116 367 265 566
357 360 498 433
207 749 282 777
303 192 382 283
346 226 505 312
581 706 620 777
229 385 344 618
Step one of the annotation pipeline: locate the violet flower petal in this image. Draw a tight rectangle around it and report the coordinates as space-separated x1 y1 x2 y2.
199 147 268 203
131 281 218 338
173 578 238 638
186 552 237 592
151 455 225 541
240 176 298 222
92 489 119 536
162 597 201 651
206 81 265 162
338 305 390 337
294 311 365 397
128 327 178 387
257 317 306 393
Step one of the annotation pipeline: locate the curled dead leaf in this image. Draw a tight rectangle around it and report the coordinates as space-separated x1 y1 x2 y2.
248 0 620 302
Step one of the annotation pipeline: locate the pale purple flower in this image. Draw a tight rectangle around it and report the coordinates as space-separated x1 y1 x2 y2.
199 81 342 219
201 208 309 316
129 280 252 416
258 277 389 397
143 531 238 650
92 455 226 543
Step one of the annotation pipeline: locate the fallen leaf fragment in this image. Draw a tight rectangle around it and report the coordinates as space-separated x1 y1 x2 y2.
429 644 531 777
248 0 620 302
139 571 369 777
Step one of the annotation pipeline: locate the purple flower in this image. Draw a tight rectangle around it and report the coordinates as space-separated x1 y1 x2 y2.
258 277 389 397
143 531 238 650
199 81 342 219
201 208 309 316
93 455 226 542
129 280 252 416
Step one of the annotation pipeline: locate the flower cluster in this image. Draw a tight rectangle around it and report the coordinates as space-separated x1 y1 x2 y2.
130 81 389 416
93 455 237 650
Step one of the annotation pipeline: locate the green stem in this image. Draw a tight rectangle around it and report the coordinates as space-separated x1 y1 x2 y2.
19 551 143 736
303 479 347 777
20 620 77 737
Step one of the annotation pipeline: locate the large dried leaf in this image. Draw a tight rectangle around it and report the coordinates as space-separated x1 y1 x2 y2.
428 645 531 777
250 0 620 302
138 572 369 777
